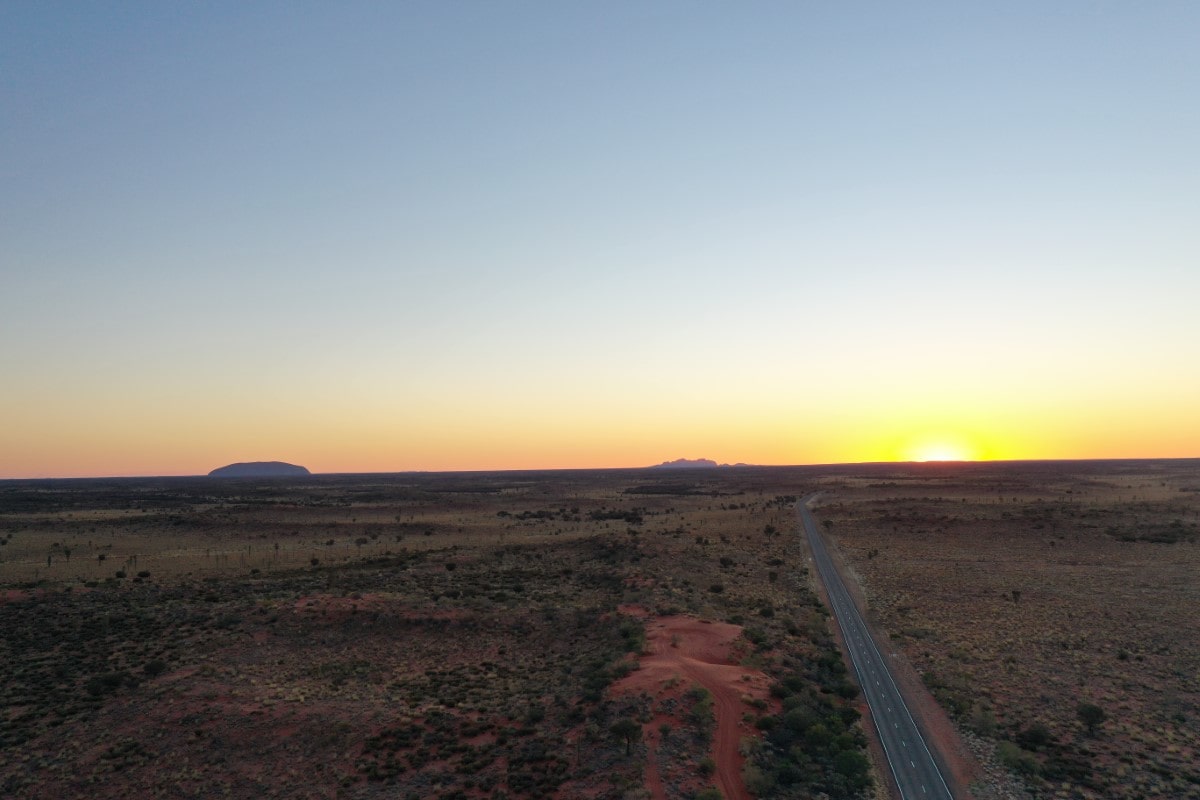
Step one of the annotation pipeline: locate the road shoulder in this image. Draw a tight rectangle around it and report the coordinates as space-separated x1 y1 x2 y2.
802 499 981 800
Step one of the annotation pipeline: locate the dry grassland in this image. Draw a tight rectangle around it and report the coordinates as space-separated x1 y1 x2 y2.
7 460 1191 800
1 468 872 800
816 459 1200 800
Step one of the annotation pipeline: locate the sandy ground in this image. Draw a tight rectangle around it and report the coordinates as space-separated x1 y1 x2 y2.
613 606 776 800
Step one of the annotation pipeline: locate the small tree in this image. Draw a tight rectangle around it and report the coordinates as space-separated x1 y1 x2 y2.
1077 702 1106 735
610 718 642 756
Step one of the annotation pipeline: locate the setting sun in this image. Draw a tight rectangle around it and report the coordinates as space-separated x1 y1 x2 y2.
3 3 1199 482
907 439 977 463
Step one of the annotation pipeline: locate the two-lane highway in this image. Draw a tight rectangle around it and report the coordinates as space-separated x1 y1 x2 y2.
799 498 954 800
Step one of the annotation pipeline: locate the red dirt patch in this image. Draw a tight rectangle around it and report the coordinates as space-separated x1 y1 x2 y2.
1 589 38 604
613 606 777 800
292 592 391 613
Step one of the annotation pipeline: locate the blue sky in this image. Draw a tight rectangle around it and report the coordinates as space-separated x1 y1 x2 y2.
3 3 1199 476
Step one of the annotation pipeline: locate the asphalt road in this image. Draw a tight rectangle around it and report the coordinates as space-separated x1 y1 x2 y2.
798 498 955 800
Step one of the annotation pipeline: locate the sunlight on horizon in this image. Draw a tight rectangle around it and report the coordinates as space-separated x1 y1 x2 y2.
905 438 980 463
2 5 1198 479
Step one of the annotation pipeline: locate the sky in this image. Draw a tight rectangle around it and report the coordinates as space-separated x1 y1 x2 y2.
3 2 1199 478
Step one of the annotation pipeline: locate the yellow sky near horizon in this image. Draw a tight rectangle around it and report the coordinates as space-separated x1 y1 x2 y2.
4 378 1197 477
3 5 1199 478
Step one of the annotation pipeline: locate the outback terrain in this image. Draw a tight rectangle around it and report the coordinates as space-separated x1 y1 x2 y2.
2 460 1195 799
818 459 1200 800
1 468 872 800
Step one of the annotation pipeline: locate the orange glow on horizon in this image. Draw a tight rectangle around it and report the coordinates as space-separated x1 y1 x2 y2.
2 393 1198 478
904 435 980 463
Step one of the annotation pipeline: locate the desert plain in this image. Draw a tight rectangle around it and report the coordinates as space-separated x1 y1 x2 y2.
1 460 1197 800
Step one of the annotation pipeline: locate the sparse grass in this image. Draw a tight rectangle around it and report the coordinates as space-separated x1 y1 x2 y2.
822 459 1200 799
2 469 869 799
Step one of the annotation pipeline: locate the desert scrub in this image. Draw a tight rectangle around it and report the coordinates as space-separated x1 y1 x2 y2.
747 667 872 799
619 617 646 653
996 740 1039 776
0 581 225 749
686 685 715 742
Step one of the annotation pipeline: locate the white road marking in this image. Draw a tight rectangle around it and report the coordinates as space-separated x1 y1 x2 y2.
799 499 954 800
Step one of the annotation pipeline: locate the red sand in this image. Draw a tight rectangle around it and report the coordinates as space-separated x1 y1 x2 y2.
613 606 776 800
2 589 37 603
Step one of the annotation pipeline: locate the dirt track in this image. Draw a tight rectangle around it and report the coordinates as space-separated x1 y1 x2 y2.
614 608 775 800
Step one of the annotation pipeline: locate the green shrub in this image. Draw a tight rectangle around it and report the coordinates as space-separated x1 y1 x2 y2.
833 748 869 779
619 618 646 653
1015 723 1053 750
835 681 860 700
743 762 777 795
84 670 132 697
996 741 1040 776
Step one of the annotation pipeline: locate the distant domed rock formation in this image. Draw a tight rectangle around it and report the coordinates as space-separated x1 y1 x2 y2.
208 461 311 478
650 458 720 469
647 458 751 469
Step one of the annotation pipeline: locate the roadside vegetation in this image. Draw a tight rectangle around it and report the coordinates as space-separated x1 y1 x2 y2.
821 459 1200 800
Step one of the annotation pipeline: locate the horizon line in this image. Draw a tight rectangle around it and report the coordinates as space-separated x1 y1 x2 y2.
3 455 1199 482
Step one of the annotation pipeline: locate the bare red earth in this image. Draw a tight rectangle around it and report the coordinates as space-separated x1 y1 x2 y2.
613 606 776 800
